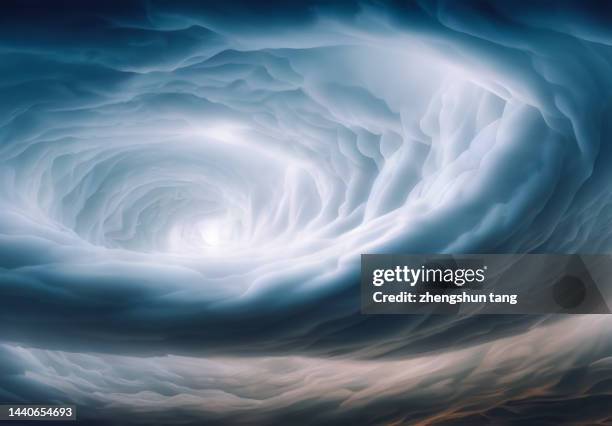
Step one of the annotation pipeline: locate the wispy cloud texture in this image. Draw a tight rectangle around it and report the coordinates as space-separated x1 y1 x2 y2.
1 1 612 424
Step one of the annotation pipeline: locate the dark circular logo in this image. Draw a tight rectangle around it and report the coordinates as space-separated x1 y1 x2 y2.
553 275 586 309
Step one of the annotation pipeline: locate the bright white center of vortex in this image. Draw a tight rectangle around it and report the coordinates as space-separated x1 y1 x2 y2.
200 220 224 247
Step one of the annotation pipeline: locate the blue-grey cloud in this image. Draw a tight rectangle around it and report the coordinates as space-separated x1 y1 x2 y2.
1 0 612 424
2 317 612 425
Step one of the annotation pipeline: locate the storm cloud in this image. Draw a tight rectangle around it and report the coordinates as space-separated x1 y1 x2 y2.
1 0 612 424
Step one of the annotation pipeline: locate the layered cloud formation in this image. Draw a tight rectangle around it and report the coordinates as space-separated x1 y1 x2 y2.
1 1 612 424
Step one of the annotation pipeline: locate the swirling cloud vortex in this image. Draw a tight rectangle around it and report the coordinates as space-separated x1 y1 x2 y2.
1 1 612 424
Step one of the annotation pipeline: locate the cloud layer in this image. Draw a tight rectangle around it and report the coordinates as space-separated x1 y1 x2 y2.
1 0 612 424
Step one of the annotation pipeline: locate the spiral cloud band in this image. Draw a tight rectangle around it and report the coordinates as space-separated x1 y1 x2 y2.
1 1 612 424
